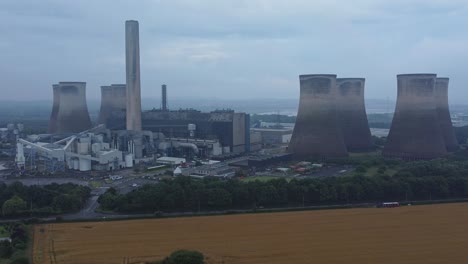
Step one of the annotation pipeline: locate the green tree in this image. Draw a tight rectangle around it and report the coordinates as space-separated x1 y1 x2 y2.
2 196 27 216
167 250 204 264
10 257 29 264
0 240 12 258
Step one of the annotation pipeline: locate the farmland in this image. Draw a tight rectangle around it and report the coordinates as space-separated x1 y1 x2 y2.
33 203 468 264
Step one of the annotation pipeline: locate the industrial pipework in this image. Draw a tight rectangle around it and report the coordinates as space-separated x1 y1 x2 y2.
288 74 348 158
435 78 458 152
336 78 373 152
383 74 447 159
47 82 92 133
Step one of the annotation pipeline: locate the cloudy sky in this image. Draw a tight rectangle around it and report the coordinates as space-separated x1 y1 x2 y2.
1 0 468 102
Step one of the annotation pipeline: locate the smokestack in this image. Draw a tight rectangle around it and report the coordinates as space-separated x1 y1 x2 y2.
162 84 167 111
289 74 348 158
435 78 458 151
98 84 126 125
336 78 372 151
125 20 142 131
383 74 447 159
48 82 92 133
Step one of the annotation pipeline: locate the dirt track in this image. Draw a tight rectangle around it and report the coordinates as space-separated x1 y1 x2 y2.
33 203 468 264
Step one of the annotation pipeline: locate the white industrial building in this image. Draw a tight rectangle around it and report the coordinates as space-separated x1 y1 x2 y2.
16 129 130 172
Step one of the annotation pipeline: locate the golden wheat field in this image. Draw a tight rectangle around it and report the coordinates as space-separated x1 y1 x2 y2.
33 203 468 264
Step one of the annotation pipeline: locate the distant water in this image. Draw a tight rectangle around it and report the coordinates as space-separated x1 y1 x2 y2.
0 163 6 171
370 128 390 137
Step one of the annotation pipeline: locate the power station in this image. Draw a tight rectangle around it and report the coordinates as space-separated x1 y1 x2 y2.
289 74 348 158
98 84 126 126
336 78 373 152
48 82 92 134
30 19 464 175
435 78 458 152
383 74 447 159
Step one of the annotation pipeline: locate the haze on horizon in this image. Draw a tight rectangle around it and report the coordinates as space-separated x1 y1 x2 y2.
1 0 468 103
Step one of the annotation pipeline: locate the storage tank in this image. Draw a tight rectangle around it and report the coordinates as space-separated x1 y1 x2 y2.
383 74 447 159
73 159 79 170
79 158 91 171
78 142 89 155
289 74 348 158
125 154 133 168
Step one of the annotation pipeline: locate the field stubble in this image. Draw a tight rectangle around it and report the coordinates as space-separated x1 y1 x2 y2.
33 203 468 264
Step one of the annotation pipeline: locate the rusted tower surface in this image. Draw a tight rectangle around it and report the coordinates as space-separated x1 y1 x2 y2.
98 84 127 125
48 82 92 134
336 78 373 152
289 74 348 159
435 78 458 151
383 74 447 159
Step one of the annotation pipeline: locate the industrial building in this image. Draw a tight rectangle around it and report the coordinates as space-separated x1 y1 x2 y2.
16 126 129 172
336 78 373 151
48 82 92 134
289 74 348 158
98 84 126 125
383 74 447 159
250 128 292 145
435 78 458 152
105 83 251 158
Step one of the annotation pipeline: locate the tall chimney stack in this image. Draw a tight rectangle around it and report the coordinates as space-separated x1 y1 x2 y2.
125 20 142 131
162 84 168 111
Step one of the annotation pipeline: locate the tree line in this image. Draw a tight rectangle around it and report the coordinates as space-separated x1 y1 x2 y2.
0 182 91 217
99 159 468 213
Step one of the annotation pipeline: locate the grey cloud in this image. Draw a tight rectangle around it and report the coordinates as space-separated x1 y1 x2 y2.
1 0 468 103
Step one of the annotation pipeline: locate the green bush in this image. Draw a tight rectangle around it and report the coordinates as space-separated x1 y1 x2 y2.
10 257 29 264
166 250 204 264
0 240 12 258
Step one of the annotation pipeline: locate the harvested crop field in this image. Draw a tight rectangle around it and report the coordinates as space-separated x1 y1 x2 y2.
33 203 468 264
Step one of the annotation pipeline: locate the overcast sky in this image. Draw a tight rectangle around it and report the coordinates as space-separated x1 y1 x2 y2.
1 0 468 102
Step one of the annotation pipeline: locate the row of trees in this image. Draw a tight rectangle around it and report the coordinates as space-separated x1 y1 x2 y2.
0 182 91 216
99 160 468 213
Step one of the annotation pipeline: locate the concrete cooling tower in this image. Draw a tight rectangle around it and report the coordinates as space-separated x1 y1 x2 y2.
336 78 373 152
98 84 127 125
383 74 447 159
125 20 142 131
48 82 92 134
435 78 458 152
289 74 348 159
47 84 60 133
